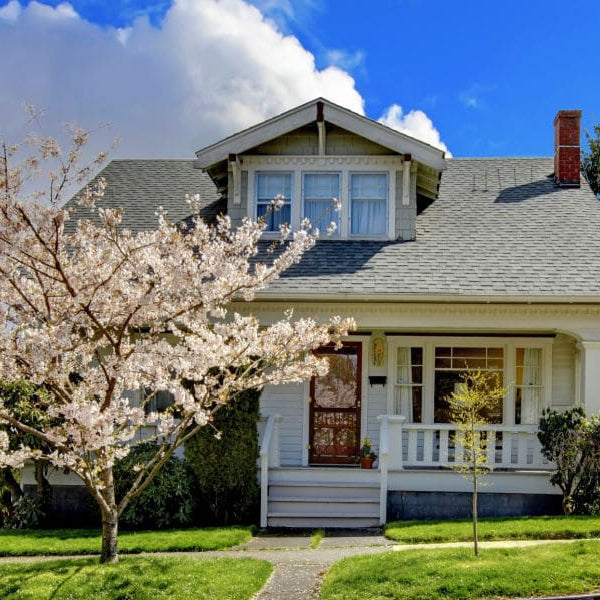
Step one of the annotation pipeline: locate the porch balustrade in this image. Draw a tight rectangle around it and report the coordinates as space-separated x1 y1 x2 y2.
378 415 551 471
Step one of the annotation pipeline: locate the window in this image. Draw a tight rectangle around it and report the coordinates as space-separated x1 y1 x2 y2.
350 173 388 235
256 172 292 231
515 348 542 424
302 173 340 234
395 347 423 422
434 346 504 423
144 389 175 414
390 338 550 426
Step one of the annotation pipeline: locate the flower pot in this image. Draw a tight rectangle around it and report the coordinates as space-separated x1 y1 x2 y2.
360 458 374 469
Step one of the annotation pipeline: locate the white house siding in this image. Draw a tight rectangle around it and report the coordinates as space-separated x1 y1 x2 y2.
366 385 387 455
259 382 305 466
552 333 577 408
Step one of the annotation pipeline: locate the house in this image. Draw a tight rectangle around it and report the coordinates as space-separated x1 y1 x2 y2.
38 98 600 528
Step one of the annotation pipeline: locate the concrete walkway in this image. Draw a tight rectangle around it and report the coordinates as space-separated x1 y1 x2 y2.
1 532 599 599
203 533 599 600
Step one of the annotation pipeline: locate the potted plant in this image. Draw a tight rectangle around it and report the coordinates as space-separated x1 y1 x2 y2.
357 437 377 469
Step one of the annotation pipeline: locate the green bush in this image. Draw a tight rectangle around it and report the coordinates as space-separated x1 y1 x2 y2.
114 443 195 530
538 407 600 514
185 389 260 525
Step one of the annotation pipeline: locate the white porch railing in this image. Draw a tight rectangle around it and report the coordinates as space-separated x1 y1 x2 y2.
379 417 551 472
259 414 281 528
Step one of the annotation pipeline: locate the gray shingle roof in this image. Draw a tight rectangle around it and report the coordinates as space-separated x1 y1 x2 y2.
64 157 600 300
265 158 600 299
64 160 223 233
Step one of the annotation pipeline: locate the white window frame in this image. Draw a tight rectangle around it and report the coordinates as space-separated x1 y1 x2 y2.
244 155 400 239
349 171 389 239
386 336 553 425
301 171 341 236
254 171 293 233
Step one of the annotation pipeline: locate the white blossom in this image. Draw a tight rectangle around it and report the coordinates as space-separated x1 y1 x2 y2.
0 124 355 561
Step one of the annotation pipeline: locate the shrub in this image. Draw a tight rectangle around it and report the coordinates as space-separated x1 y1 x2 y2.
538 407 600 514
185 388 260 525
114 443 195 530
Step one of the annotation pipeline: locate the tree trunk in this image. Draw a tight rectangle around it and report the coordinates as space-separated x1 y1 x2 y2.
2 468 23 503
100 468 119 564
101 509 119 564
473 471 479 557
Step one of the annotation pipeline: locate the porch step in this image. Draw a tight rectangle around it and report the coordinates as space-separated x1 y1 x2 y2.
268 516 381 528
267 481 381 528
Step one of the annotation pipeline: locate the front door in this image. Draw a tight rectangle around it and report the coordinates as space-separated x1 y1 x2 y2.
309 342 362 464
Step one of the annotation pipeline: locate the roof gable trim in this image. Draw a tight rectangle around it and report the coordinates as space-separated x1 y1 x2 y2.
194 98 446 172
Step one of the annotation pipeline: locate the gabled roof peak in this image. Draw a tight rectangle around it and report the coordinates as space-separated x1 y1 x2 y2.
194 97 447 172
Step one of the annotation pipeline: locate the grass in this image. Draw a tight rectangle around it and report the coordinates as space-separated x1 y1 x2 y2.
0 526 253 556
320 541 600 599
0 556 271 600
384 515 600 544
311 528 325 549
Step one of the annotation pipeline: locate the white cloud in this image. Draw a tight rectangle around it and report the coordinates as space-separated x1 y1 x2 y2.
378 104 451 156
0 0 363 157
325 49 365 72
0 0 20 21
0 0 448 165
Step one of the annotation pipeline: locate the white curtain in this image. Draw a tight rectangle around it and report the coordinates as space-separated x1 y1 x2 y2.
521 348 541 424
351 199 386 234
396 347 413 421
303 174 340 232
350 174 387 235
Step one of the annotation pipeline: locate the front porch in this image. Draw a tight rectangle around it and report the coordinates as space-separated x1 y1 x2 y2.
259 414 558 528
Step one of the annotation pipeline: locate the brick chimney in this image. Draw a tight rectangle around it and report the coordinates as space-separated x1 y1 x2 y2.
554 109 582 187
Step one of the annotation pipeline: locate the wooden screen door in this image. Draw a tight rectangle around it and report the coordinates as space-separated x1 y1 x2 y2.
309 342 362 464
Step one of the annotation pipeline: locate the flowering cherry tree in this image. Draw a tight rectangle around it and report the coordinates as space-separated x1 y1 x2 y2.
0 126 353 563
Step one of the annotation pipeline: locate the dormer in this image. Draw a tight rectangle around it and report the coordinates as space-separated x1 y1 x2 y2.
194 98 447 241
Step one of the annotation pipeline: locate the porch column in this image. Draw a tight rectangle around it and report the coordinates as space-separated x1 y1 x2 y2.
577 341 600 416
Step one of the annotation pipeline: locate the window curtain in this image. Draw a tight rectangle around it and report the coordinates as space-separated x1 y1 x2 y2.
256 173 291 231
350 174 387 235
303 174 340 233
396 347 413 421
521 348 541 424
351 199 386 234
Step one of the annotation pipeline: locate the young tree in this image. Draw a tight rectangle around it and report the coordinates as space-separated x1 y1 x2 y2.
0 125 353 563
447 370 504 556
582 124 600 195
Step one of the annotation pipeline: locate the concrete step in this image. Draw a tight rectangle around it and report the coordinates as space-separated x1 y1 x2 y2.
269 482 379 500
267 515 380 528
266 480 382 528
268 499 379 516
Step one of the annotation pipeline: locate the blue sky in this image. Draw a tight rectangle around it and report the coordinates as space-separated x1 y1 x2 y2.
1 0 599 159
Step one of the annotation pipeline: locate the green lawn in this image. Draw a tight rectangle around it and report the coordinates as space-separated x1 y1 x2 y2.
385 515 600 544
320 541 600 599
0 526 252 556
0 556 271 600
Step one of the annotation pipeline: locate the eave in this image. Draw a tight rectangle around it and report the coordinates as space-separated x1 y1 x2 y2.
194 97 447 174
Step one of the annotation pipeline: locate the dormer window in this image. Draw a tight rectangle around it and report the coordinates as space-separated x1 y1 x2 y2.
350 173 388 236
256 172 292 231
302 173 340 235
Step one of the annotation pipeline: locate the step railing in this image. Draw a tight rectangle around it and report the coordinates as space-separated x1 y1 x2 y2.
259 413 281 528
379 418 551 471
